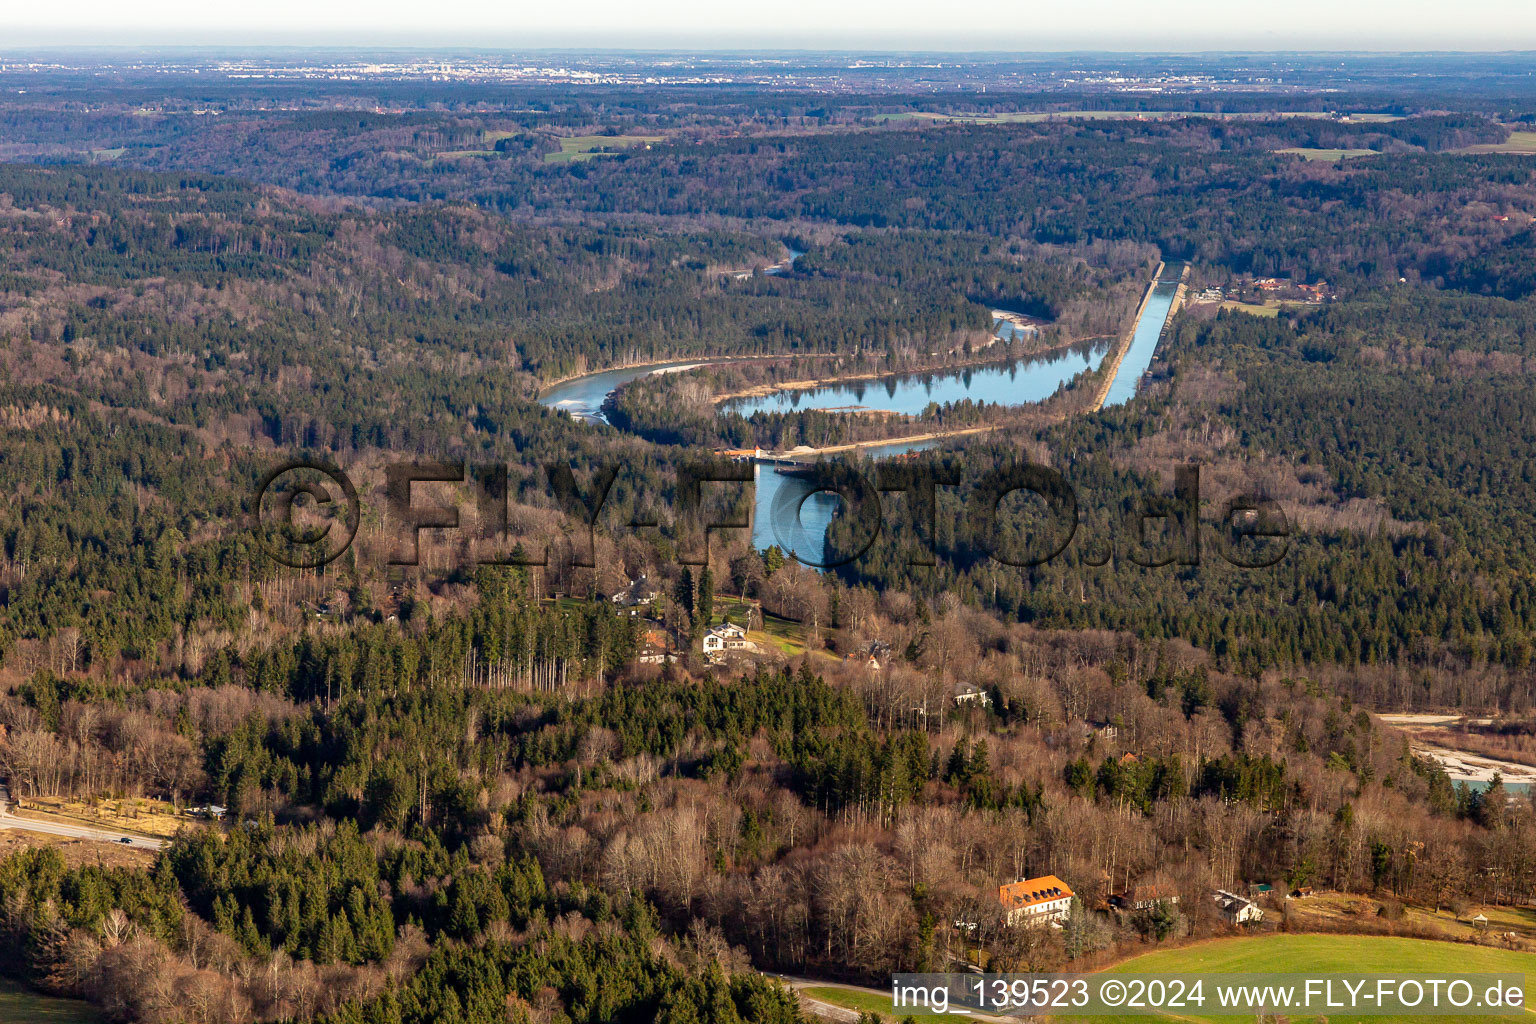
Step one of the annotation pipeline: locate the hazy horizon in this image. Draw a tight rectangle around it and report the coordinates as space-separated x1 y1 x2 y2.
8 0 1536 53
5 43 1536 53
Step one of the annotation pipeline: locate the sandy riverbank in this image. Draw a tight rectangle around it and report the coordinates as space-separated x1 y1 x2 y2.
991 308 1046 332
1378 713 1496 728
1378 714 1536 786
537 353 840 396
1415 746 1536 786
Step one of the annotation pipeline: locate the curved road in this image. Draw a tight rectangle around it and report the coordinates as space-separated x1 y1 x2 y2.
771 973 1018 1023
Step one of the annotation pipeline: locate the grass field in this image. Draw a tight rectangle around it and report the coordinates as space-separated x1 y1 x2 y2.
435 130 522 159
436 131 665 162
1276 146 1378 161
744 615 840 663
749 613 813 658
0 980 101 1024
1057 934 1536 1023
1456 130 1536 154
544 135 664 163
799 935 1533 1023
1291 892 1536 944
800 985 899 1017
14 795 184 838
1220 298 1324 317
1220 300 1282 317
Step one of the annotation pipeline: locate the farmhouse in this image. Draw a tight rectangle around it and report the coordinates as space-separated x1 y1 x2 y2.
1213 889 1264 924
999 874 1074 927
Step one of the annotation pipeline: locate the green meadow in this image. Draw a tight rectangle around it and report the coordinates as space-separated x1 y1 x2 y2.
544 135 664 163
0 981 101 1024
1063 934 1535 1024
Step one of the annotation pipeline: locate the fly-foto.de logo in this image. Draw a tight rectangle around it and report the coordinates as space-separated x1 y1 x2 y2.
252 458 1289 571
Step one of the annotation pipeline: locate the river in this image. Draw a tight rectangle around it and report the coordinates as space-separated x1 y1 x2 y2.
540 314 1112 567
1417 745 1535 797
1378 715 1536 796
722 340 1106 419
737 342 1108 565
763 248 803 275
539 359 728 425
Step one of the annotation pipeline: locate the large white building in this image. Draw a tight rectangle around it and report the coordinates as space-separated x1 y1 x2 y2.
999 875 1074 927
702 621 757 657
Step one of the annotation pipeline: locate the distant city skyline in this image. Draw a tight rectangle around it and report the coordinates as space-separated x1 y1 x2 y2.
9 0 1536 51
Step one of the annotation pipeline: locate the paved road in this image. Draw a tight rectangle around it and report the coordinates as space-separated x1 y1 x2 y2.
0 786 166 852
771 972 1019 1024
763 975 860 1022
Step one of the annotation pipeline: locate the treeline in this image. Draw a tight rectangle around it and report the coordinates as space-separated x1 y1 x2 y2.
8 111 1531 297
1243 113 1508 153
461 119 1532 290
0 842 803 1024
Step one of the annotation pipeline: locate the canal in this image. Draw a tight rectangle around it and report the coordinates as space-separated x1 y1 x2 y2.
1100 265 1185 408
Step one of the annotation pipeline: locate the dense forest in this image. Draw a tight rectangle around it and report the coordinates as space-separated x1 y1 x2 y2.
831 292 1536 688
1 66 1535 1024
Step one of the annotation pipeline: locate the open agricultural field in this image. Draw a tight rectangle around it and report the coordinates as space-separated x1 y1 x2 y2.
545 134 665 162
1457 130 1536 154
1276 146 1379 160
1058 935 1535 1024
802 935 1533 1023
1104 933 1533 977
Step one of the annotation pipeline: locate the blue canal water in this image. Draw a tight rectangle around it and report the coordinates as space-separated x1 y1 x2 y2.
732 342 1106 565
1101 280 1181 408
763 248 803 275
751 439 941 564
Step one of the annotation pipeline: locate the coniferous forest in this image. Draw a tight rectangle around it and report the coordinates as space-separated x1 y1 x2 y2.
0 53 1535 1024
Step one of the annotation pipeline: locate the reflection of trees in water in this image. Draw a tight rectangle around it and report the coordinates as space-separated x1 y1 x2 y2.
728 347 1109 419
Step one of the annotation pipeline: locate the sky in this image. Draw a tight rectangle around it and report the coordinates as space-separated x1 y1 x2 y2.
7 0 1536 50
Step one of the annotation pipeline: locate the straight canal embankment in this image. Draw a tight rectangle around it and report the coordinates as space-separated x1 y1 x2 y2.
1092 260 1188 411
